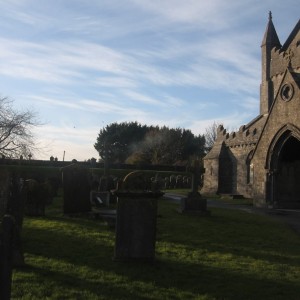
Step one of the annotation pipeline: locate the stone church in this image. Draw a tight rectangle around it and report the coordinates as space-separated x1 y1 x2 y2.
202 13 300 208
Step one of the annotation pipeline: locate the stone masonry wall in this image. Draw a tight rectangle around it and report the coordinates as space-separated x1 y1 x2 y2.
252 70 300 206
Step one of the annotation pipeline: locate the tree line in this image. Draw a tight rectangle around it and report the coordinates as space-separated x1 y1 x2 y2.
94 122 207 166
0 96 219 162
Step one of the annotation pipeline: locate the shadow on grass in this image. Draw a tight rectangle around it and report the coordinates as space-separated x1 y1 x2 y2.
17 249 300 300
18 205 300 300
158 203 300 265
24 206 300 269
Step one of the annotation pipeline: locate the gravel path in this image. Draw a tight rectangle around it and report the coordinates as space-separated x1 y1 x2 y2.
164 193 300 235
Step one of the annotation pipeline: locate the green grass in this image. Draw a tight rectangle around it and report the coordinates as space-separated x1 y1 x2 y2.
12 194 300 299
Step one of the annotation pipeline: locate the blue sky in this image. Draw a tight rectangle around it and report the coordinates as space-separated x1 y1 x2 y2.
0 1 298 161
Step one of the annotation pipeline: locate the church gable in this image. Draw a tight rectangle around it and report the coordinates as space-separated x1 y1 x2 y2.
202 15 300 206
250 67 300 207
272 68 300 122
253 68 300 162
271 20 300 78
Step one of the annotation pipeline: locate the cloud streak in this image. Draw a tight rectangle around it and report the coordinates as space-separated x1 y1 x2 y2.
0 1 298 160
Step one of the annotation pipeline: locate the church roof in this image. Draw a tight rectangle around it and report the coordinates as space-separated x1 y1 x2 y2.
290 71 300 89
261 12 281 48
281 19 300 51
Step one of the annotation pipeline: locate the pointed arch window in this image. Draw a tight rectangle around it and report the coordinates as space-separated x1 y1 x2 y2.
246 151 254 184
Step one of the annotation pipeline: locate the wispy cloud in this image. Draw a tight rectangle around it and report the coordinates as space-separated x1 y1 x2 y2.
29 95 84 110
0 0 298 160
93 76 137 88
33 124 99 160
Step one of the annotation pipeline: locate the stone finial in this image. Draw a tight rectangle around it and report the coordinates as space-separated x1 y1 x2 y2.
269 11 272 21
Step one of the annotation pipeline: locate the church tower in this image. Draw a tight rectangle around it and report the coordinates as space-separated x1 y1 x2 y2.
260 12 281 115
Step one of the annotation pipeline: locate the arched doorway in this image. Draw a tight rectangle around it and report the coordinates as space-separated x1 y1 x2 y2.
267 126 300 208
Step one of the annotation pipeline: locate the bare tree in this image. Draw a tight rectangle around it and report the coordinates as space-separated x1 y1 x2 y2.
0 97 39 158
204 121 222 152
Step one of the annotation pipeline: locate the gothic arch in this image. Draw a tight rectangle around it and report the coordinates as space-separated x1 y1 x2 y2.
266 123 300 208
246 150 254 184
266 123 300 170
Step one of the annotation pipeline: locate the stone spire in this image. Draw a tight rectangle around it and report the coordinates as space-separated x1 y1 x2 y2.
260 12 281 115
261 11 281 48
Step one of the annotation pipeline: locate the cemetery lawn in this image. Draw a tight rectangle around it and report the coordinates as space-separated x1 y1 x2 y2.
12 195 300 300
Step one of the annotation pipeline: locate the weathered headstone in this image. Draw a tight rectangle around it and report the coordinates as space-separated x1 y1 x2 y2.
180 160 209 214
113 171 163 261
0 171 10 219
24 179 52 216
176 175 183 188
8 175 25 266
0 215 15 300
114 195 158 262
90 191 110 208
170 175 176 189
164 177 170 189
61 164 91 214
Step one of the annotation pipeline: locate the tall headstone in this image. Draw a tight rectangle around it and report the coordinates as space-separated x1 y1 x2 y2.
113 171 163 262
0 172 25 264
0 171 10 219
24 179 48 216
61 164 91 214
114 195 158 262
8 174 25 266
0 215 15 300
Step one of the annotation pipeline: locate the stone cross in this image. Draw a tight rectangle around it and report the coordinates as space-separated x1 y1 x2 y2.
99 142 113 177
191 159 201 193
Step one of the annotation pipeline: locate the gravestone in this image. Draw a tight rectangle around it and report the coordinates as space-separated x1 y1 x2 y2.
24 179 52 216
113 171 163 262
0 171 10 218
90 191 110 208
0 215 15 300
114 196 158 261
170 175 176 189
7 174 25 266
176 175 183 188
180 160 209 214
61 164 91 214
0 173 26 267
164 177 170 189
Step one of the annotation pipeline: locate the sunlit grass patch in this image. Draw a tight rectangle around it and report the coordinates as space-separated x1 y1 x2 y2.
12 196 300 299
